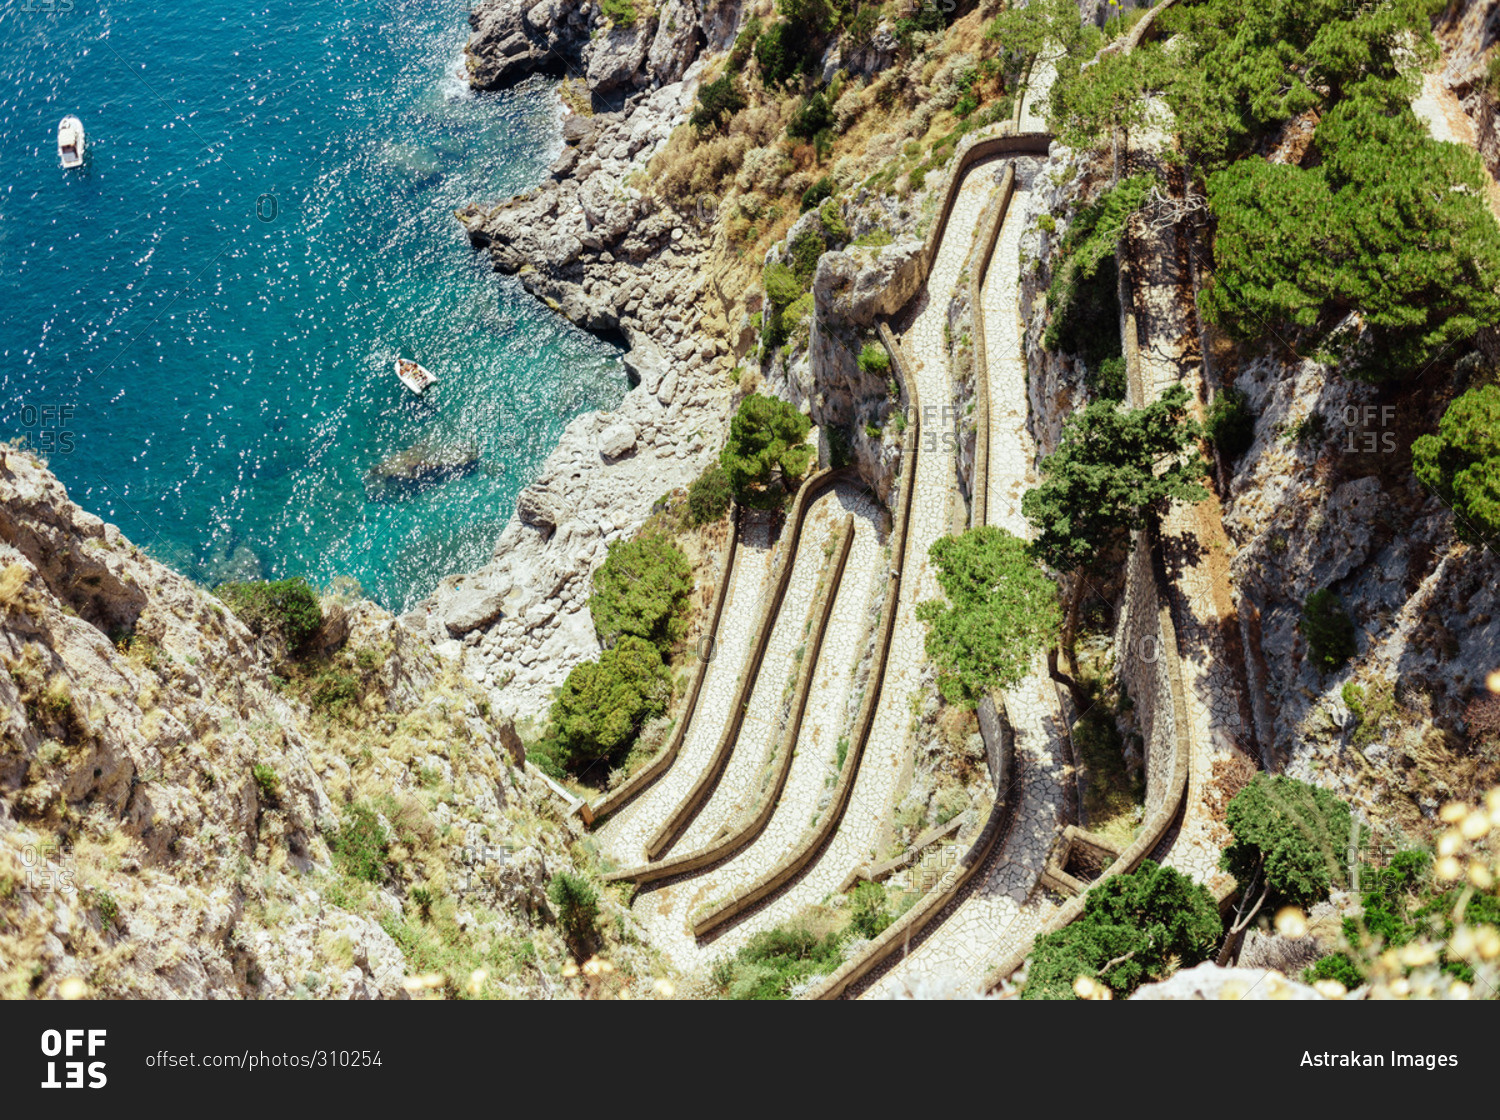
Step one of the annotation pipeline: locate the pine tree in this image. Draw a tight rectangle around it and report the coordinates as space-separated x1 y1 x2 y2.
720 393 814 510
1412 383 1500 547
1022 384 1209 573
588 531 694 651
916 527 1062 707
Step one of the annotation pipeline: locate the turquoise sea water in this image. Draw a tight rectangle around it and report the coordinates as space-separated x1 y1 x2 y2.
0 2 625 610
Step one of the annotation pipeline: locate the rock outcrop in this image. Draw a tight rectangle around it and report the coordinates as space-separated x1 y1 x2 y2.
425 3 758 721
465 0 714 98
0 449 653 999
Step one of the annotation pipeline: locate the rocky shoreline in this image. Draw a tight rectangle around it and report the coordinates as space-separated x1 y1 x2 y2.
405 0 752 723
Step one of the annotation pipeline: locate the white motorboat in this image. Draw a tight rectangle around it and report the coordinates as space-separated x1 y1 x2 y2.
395 358 438 394
58 116 85 169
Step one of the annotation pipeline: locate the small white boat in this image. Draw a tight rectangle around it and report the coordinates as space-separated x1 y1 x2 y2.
395 358 437 394
58 116 85 169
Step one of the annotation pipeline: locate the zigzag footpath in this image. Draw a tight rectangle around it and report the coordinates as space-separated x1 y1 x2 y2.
1116 121 1256 889
614 481 886 967
670 136 1029 963
815 137 1072 1001
595 513 777 867
644 474 846 860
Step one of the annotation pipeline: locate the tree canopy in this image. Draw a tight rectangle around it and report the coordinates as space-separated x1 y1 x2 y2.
1412 383 1500 547
548 635 672 766
916 527 1062 707
1221 774 1353 909
721 392 815 509
1023 860 1222 999
1021 384 1209 572
1201 85 1500 378
588 531 694 652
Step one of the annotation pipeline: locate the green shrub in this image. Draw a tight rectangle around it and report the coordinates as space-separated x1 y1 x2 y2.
849 881 893 939
600 0 637 26
783 292 815 342
1411 384 1500 546
1037 213 1056 233
851 228 893 248
1305 952 1364 989
409 885 436 922
333 803 389 884
1341 680 1395 750
687 462 734 526
310 668 363 717
789 229 825 282
1023 861 1221 999
1205 387 1255 460
816 196 848 243
589 531 694 651
1086 355 1126 401
857 342 891 376
800 175 834 213
526 736 567 781
547 871 599 949
691 74 747 133
251 763 280 804
916 527 1063 707
721 393 814 509
214 577 323 656
549 635 672 766
727 16 762 72
762 260 802 311
713 925 845 1000
787 92 833 141
1221 774 1353 910
1299 589 1357 673
94 889 120 932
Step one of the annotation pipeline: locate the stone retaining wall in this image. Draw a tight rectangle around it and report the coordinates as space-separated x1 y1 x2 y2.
808 692 1017 999
968 165 1017 529
691 326 920 937
606 510 855 884
802 131 1046 997
588 509 742 824
643 466 842 859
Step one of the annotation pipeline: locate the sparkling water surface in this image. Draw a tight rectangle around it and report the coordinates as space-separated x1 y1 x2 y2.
0 2 625 610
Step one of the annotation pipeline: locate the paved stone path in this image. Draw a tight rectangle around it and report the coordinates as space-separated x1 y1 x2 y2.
981 160 1041 535
864 158 1070 998
669 489 844 854
1018 57 1054 134
864 667 1067 997
598 514 776 867
629 482 884 965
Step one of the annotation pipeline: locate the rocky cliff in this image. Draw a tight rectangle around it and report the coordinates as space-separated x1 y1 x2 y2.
0 448 658 999
415 1 755 722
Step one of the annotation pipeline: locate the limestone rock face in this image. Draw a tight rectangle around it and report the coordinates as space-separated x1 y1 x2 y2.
598 420 638 460
442 581 509 636
815 241 926 328
465 0 710 98
1130 963 1326 1001
463 0 591 91
0 449 658 999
